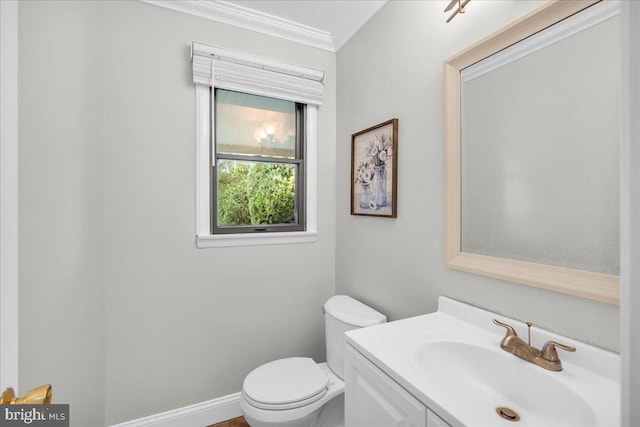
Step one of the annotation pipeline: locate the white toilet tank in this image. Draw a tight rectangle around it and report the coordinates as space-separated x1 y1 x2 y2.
323 295 386 379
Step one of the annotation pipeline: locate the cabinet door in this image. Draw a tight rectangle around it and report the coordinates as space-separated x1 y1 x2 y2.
345 344 426 427
427 409 451 427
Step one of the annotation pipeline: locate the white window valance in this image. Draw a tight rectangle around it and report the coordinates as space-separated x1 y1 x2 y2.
191 42 324 105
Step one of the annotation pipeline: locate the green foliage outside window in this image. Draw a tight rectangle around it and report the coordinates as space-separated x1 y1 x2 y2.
217 161 296 226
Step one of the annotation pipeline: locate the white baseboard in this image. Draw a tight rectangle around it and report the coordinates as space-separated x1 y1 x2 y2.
109 392 242 427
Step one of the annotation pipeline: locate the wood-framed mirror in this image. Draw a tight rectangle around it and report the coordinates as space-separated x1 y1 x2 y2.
444 0 620 305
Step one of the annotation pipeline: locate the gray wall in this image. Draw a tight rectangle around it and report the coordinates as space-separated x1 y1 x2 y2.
19 1 336 425
336 1 620 351
19 1 106 426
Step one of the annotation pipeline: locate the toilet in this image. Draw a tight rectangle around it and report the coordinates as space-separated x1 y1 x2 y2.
240 295 386 427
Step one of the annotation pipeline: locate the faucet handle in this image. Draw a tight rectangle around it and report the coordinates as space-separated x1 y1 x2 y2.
541 340 576 362
493 319 518 337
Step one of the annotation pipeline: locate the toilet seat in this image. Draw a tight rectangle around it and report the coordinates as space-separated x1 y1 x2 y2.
243 388 328 410
243 357 329 410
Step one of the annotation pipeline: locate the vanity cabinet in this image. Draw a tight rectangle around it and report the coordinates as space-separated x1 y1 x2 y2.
426 409 451 427
345 344 451 427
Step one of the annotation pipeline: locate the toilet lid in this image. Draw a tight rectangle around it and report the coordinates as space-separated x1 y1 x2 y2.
243 357 328 408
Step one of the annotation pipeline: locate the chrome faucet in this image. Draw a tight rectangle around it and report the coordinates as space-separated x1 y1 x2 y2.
493 319 576 372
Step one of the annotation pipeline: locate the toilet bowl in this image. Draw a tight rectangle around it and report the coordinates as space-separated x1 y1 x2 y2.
241 360 343 427
240 296 386 427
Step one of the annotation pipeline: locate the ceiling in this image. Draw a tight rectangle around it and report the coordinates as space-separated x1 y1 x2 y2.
143 0 388 52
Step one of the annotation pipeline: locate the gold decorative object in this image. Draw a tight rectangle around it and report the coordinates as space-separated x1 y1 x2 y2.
0 384 52 404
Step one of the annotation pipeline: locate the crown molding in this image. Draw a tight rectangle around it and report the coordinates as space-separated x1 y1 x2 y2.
141 0 335 51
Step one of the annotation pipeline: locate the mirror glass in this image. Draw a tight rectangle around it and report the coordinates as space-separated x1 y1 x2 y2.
460 10 620 275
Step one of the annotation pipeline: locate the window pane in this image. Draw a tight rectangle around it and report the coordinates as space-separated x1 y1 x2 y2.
216 160 297 226
215 89 296 159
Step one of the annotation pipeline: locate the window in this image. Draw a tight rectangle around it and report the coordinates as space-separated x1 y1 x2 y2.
191 43 324 248
213 89 305 233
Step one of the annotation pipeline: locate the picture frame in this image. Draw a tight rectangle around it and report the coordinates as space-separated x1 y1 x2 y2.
351 118 398 217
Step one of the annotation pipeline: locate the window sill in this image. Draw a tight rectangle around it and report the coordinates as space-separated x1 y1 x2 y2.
196 231 318 248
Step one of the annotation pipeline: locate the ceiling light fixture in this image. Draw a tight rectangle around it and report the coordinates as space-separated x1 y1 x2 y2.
445 0 471 23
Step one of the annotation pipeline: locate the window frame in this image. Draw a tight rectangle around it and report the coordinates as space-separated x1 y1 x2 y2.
192 43 321 248
212 91 306 234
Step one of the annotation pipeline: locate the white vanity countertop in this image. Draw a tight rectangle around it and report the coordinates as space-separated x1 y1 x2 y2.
345 296 620 427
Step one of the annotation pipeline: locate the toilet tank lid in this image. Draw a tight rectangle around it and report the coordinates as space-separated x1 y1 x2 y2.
324 295 386 327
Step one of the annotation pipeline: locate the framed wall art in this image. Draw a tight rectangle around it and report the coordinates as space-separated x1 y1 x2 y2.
351 118 398 218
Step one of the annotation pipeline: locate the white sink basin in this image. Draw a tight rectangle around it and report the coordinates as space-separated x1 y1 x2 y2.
413 340 596 426
345 297 620 427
